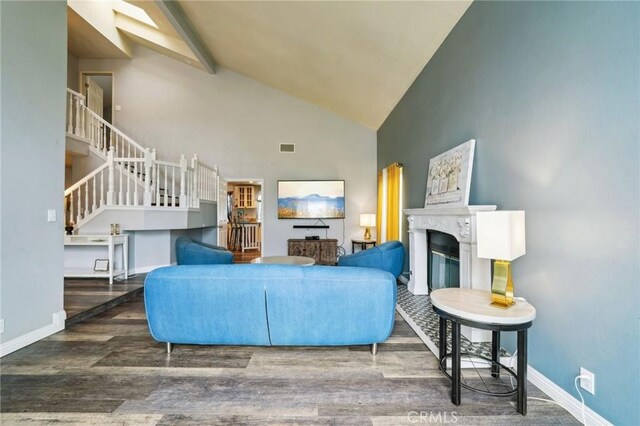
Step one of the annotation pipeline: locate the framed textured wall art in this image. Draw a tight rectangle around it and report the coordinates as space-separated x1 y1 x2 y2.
425 139 475 207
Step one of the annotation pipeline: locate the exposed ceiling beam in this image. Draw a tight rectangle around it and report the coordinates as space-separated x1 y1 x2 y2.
155 0 218 74
115 13 204 72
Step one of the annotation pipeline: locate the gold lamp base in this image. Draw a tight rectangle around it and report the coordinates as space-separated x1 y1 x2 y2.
363 227 371 240
490 260 515 309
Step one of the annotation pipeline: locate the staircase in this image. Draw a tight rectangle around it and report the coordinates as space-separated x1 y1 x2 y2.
65 88 219 233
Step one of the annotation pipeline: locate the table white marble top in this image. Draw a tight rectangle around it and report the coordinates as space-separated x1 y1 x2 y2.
430 288 536 324
251 256 315 266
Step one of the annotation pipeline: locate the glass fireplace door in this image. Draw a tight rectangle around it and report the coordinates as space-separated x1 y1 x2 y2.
427 231 460 293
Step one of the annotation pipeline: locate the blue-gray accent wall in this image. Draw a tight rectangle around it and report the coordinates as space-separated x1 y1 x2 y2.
377 2 639 424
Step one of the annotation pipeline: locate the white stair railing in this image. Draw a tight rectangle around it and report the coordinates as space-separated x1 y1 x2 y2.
66 88 146 161
150 159 193 208
64 162 109 226
65 88 221 228
194 156 218 202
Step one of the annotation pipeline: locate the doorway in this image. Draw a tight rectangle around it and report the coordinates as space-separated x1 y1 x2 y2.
226 179 264 263
79 71 114 124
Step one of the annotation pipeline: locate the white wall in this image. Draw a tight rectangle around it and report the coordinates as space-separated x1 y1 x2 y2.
1 1 67 353
79 45 377 255
67 52 79 92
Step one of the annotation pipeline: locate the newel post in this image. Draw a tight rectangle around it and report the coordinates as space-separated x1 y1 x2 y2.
191 154 199 207
143 148 153 206
179 154 188 207
106 147 115 205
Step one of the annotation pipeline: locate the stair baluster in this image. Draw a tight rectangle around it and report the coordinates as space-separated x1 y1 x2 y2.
191 155 199 208
119 158 124 206
107 147 115 205
134 161 139 206
92 176 97 212
155 161 160 206
76 187 82 224
144 148 152 206
69 193 74 226
73 97 84 137
125 160 131 206
179 155 187 207
67 93 73 134
100 169 105 207
171 165 176 207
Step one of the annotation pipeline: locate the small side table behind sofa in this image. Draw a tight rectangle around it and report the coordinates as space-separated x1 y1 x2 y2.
431 288 536 415
338 240 404 279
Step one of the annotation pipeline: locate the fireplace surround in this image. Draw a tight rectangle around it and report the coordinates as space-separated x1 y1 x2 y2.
404 205 497 342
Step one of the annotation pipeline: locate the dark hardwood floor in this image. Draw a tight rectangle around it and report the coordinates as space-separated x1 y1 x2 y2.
0 294 577 425
64 274 145 326
232 250 261 264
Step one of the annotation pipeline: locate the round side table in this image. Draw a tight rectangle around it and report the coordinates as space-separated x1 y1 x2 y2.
351 239 376 253
430 288 536 415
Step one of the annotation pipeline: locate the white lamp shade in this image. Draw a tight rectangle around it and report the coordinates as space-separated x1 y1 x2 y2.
360 213 376 227
476 211 526 261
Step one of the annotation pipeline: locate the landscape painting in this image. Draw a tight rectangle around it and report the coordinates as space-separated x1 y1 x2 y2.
278 180 345 219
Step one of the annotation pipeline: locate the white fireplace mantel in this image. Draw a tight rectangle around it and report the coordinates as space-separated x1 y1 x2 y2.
404 204 497 342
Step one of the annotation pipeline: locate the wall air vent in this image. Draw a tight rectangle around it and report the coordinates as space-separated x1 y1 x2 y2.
279 143 295 153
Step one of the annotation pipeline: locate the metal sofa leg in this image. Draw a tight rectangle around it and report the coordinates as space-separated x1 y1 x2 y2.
167 342 173 354
371 343 378 355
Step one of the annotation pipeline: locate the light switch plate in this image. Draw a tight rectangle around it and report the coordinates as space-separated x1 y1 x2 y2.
47 209 56 222
0 319 5 334
115 105 122 111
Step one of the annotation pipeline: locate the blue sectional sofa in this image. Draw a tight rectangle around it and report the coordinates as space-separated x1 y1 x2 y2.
144 264 397 354
175 236 234 265
337 240 405 279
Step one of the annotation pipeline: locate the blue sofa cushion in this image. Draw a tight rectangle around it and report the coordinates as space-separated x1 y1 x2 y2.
337 240 404 278
175 236 233 265
145 265 270 345
265 266 396 346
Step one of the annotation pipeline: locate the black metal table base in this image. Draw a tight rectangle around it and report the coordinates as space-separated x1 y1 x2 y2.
438 352 518 396
435 309 531 415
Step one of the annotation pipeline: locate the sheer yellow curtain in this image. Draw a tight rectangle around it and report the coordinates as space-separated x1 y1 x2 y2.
376 171 383 245
377 163 403 243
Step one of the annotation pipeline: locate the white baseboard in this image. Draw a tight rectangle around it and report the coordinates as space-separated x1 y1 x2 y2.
129 262 175 275
398 274 410 285
0 310 66 357
528 365 611 426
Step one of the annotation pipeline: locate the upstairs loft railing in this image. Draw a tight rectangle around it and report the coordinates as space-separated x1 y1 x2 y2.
67 89 145 160
65 89 219 227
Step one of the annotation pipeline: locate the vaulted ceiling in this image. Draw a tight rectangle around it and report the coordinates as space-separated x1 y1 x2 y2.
67 1 471 129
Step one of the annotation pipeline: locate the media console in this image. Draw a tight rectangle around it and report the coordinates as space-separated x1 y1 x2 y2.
288 238 338 265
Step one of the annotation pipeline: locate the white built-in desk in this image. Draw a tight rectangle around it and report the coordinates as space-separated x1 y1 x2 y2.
64 235 128 284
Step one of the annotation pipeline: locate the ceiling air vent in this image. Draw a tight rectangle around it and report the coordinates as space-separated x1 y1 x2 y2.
279 143 295 153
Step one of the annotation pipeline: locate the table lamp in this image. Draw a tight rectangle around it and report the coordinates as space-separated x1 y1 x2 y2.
360 214 376 240
476 211 526 308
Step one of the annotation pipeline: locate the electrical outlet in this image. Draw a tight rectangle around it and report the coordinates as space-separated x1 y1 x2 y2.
580 367 595 395
47 209 57 222
0 318 5 334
